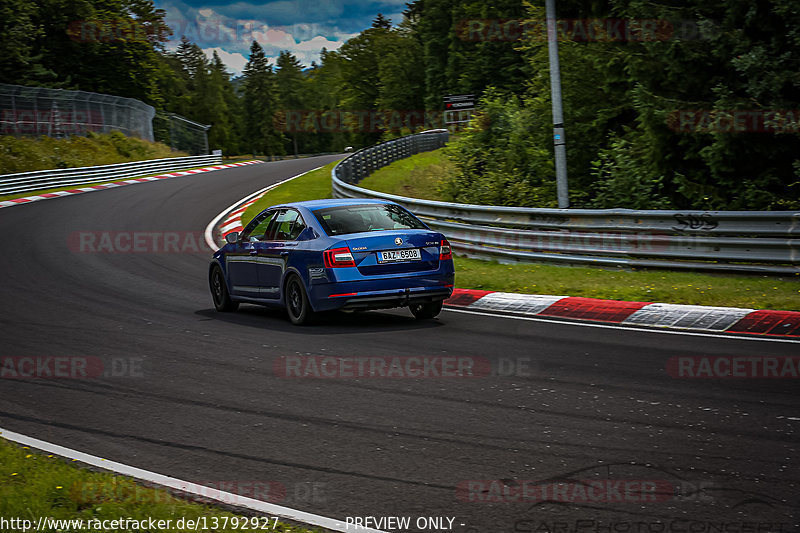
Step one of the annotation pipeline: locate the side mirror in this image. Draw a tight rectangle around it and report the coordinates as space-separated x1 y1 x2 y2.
224 231 239 244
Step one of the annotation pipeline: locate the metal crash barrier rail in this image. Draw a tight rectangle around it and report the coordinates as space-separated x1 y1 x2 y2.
0 154 222 196
332 131 799 275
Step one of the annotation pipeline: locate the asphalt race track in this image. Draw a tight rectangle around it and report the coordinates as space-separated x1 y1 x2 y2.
1 155 798 532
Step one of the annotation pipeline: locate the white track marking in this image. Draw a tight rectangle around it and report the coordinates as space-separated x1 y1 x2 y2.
623 302 755 331
443 307 800 344
471 293 568 314
0 428 386 533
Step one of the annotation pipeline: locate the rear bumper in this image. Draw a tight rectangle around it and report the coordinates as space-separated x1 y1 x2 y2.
339 287 453 310
309 278 454 312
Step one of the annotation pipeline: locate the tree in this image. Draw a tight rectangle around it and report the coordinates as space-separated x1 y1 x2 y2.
301 48 350 152
375 29 426 136
33 0 174 102
242 41 285 156
412 0 452 110
176 36 207 80
372 13 392 29
195 51 235 153
0 0 51 84
275 51 306 156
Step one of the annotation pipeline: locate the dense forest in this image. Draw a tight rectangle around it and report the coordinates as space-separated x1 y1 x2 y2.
1 0 799 209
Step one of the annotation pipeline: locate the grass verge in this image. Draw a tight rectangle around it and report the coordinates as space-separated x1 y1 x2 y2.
357 148 451 201
235 154 799 311
241 162 337 227
453 257 800 311
0 437 322 533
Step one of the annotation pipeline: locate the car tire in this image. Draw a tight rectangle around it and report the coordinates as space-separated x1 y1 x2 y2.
210 265 239 312
285 274 315 325
409 300 443 319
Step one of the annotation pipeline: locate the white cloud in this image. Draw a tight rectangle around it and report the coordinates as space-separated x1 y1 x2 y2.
257 33 353 66
249 26 297 48
159 3 362 72
202 47 249 75
293 35 344 52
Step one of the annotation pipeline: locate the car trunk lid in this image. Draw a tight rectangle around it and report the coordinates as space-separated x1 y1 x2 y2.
344 230 443 276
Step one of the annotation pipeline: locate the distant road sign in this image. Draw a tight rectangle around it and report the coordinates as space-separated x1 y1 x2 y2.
443 94 474 102
444 94 475 110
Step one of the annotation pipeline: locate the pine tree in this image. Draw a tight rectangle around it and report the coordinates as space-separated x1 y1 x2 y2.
413 0 451 110
372 13 392 29
176 38 208 81
197 51 234 153
275 51 306 156
242 41 285 157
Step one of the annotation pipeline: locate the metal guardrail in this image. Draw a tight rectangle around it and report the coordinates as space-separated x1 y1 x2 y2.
332 130 448 185
332 131 800 275
0 155 222 196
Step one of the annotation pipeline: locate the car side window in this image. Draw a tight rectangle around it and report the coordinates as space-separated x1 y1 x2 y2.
288 212 307 240
272 210 305 241
241 210 277 242
263 209 286 241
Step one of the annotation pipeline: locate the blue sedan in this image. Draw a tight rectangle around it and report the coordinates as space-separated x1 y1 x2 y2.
209 199 455 325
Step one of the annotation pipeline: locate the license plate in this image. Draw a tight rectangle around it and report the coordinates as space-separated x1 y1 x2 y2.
377 248 421 263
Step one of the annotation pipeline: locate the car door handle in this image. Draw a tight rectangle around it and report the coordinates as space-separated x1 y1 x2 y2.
250 250 258 255
280 251 290 256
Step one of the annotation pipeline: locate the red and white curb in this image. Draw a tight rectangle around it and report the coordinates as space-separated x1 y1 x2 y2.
0 428 385 533
0 161 263 210
201 171 800 340
219 195 264 237
204 167 323 252
444 289 800 338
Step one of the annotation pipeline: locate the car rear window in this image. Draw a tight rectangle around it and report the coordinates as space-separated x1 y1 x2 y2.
312 204 427 236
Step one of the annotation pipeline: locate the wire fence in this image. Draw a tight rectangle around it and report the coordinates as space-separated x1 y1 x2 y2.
0 83 155 140
0 83 210 155
153 113 210 156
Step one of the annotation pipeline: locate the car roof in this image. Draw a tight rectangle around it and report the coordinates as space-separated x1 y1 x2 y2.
277 198 395 210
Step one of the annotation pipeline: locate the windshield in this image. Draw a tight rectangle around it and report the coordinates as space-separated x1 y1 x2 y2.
312 204 427 236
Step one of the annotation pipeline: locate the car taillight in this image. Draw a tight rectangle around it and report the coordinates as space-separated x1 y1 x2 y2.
324 247 356 268
439 239 452 260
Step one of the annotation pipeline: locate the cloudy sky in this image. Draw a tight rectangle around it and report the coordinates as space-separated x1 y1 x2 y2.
153 0 407 75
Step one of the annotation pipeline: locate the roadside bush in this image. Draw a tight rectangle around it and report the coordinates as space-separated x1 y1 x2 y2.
589 134 672 209
440 90 557 207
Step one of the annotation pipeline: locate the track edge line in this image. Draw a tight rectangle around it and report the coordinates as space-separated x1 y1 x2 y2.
0 427 386 533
